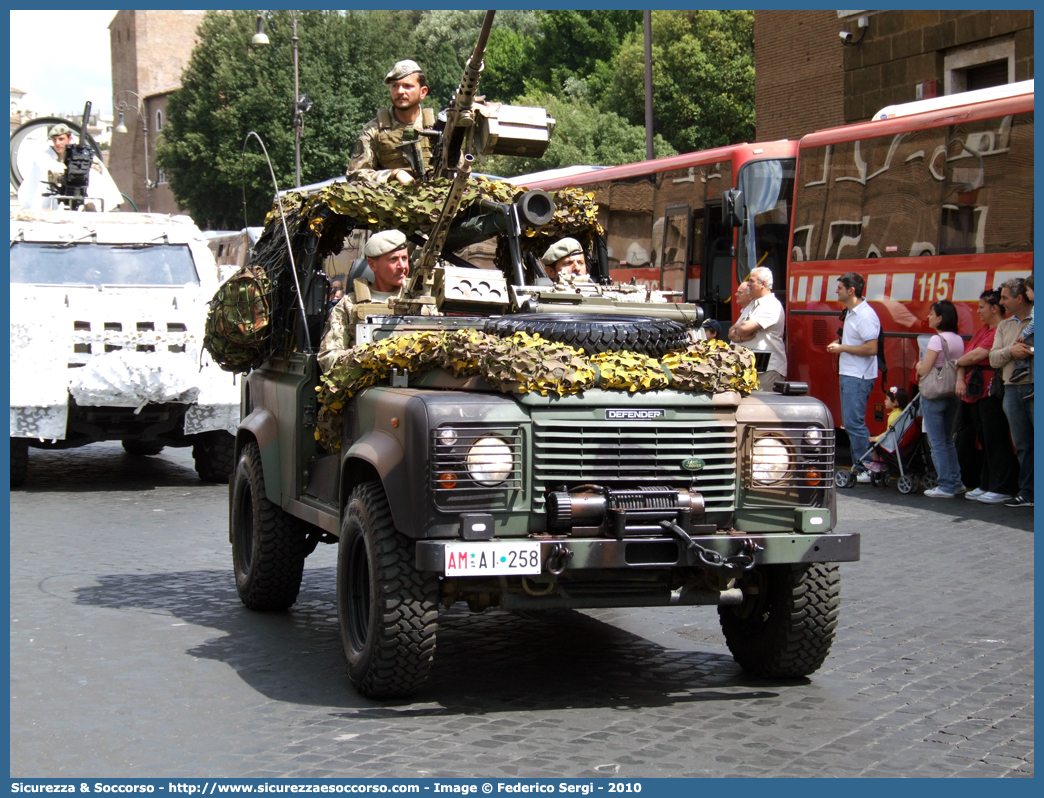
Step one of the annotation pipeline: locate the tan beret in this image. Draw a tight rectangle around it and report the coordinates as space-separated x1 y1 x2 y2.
363 229 408 258
48 123 73 138
385 59 422 83
540 237 583 266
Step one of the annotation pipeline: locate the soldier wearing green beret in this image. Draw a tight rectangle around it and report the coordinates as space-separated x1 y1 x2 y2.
540 237 588 282
318 230 410 372
346 59 435 186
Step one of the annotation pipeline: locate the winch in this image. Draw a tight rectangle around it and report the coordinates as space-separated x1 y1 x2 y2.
544 485 708 538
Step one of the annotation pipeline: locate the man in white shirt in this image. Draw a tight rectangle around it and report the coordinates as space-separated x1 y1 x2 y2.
826 272 881 482
728 266 786 391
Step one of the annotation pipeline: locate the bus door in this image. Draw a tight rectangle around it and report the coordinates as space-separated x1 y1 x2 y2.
701 200 733 322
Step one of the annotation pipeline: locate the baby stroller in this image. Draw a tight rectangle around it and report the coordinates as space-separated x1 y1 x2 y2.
835 393 937 493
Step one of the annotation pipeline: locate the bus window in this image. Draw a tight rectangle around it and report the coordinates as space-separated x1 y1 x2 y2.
661 205 690 296
736 158 795 299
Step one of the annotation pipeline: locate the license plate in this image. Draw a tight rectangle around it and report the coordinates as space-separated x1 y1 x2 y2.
443 541 542 576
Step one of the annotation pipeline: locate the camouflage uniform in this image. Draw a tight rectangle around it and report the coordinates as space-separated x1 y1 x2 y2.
318 287 397 373
345 107 435 183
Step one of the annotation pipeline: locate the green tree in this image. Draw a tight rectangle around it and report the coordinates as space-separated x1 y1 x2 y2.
157 10 412 229
481 92 676 179
602 10 754 154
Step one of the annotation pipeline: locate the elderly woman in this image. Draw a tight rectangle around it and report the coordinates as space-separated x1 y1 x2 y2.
540 238 587 281
955 289 1019 503
916 299 966 498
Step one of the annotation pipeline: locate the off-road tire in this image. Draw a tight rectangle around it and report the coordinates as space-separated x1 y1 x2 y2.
122 439 165 457
484 313 692 357
338 482 438 699
193 431 236 483
718 562 840 678
11 438 29 488
231 442 308 610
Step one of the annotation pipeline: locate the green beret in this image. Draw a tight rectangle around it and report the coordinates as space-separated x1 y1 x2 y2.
48 123 73 138
541 237 583 266
385 59 422 83
364 229 408 258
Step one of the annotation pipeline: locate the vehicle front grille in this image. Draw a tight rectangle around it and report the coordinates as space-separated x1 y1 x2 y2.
532 418 737 514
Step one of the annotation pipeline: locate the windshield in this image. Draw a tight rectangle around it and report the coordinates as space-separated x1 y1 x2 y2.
735 158 795 291
9 241 200 286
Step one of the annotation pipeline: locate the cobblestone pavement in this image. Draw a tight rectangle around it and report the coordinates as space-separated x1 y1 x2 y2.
10 442 1033 777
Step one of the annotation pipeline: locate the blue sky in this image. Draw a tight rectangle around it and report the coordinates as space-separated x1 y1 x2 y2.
10 10 117 116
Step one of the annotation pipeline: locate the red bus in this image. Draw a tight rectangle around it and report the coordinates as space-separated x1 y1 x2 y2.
516 140 799 325
787 82 1033 433
516 81 1033 437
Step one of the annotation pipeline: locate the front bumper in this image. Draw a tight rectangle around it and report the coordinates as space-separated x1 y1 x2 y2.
416 532 860 574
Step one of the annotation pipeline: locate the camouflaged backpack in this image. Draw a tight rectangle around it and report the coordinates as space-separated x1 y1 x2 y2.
203 265 273 373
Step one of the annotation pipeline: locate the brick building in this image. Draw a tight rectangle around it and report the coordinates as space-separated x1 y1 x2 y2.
754 10 1034 143
109 10 205 214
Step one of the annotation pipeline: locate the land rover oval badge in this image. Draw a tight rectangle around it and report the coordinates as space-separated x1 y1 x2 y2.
682 457 705 471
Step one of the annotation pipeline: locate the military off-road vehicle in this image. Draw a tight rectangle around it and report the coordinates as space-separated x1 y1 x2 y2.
213 12 859 699
9 209 240 486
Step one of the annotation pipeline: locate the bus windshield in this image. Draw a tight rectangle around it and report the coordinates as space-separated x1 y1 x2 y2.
736 158 795 293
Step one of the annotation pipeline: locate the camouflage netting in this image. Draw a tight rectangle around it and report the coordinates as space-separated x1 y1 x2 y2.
204 176 602 372
315 333 757 449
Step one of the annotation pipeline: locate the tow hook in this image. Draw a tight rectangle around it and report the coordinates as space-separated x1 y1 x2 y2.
660 520 763 571
546 543 573 575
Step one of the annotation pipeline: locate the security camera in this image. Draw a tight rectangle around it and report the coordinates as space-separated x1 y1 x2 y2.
839 30 853 43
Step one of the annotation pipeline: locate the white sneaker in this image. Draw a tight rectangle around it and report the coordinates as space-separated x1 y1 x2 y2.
855 470 872 484
965 487 986 500
924 487 955 498
978 491 1013 504
954 483 967 494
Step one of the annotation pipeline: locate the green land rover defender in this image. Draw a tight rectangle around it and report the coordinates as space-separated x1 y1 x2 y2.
211 175 859 699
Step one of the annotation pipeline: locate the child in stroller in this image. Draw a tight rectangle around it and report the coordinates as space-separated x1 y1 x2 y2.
836 387 935 493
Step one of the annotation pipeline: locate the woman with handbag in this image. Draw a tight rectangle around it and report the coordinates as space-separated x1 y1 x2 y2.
915 300 966 498
955 290 1020 503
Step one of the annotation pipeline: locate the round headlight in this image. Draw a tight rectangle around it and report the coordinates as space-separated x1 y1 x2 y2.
804 426 823 445
466 437 513 486
437 428 458 447
751 437 791 485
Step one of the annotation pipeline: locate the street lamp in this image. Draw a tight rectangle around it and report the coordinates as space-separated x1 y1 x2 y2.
113 89 151 212
252 10 311 188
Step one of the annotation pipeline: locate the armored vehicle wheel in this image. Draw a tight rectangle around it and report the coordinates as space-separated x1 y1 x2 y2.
897 475 917 494
834 469 853 488
921 471 938 491
193 431 236 483
230 442 308 610
11 438 29 487
122 439 165 457
718 562 840 678
484 313 693 357
338 482 438 699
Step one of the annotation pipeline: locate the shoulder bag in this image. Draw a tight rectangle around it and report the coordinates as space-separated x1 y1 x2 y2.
919 334 958 400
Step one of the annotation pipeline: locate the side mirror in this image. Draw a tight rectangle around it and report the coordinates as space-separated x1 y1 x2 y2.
722 189 743 228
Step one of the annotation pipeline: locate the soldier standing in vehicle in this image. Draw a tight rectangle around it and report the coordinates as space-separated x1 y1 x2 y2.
345 60 435 185
540 238 588 282
318 230 410 372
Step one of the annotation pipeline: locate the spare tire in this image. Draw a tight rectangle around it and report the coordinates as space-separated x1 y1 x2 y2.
484 313 692 356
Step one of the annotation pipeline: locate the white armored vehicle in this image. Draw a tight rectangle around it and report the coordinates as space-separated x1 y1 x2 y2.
9 210 240 486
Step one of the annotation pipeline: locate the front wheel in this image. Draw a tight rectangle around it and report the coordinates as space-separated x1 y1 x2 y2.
834 469 853 488
897 474 917 494
719 562 840 678
338 482 438 698
193 431 236 483
11 438 29 487
230 442 308 610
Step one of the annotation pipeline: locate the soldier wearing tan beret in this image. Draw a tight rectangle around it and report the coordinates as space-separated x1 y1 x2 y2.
540 237 587 282
319 230 410 371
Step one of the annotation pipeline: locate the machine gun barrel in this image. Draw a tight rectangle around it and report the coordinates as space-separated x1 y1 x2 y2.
433 9 495 180
409 152 475 294
78 102 92 146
